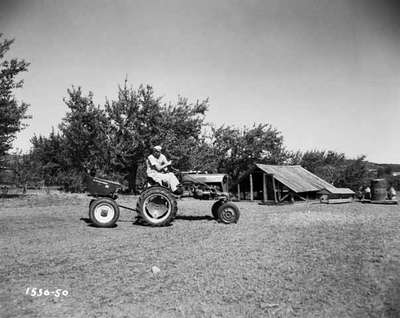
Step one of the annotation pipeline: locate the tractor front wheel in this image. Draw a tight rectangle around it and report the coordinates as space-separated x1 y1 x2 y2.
217 202 240 224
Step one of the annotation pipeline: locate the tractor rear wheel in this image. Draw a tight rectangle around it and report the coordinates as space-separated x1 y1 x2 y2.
217 202 240 224
88 199 96 218
136 186 177 226
89 198 120 227
211 200 224 220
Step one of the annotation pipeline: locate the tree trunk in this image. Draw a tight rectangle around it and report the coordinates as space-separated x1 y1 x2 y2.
127 164 138 194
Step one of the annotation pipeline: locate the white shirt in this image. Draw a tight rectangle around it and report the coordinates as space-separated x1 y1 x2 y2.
146 154 168 174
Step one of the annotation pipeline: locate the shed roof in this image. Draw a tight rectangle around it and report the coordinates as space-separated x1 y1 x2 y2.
255 164 337 193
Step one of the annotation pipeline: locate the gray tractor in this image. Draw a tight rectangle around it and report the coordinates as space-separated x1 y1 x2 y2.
86 173 240 227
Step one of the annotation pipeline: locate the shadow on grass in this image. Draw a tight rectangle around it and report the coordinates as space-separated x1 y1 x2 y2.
175 215 214 221
79 217 118 228
132 218 173 227
128 215 215 227
0 194 24 199
117 219 135 223
80 217 91 224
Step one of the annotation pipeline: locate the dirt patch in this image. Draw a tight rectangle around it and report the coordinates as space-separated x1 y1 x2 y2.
1 194 400 317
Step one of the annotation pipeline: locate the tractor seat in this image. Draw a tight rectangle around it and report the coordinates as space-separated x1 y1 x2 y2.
146 177 169 189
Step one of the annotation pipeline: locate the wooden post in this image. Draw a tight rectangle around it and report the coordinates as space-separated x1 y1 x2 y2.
249 174 254 201
263 173 267 202
272 175 277 203
277 184 281 202
237 183 241 201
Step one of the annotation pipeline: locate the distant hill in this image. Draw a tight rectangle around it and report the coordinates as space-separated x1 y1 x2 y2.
363 161 400 179
338 159 400 179
380 163 400 172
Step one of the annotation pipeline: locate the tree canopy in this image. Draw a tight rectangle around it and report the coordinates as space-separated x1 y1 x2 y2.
28 82 209 192
211 124 289 180
1 30 376 193
24 82 374 192
103 82 208 190
0 34 30 158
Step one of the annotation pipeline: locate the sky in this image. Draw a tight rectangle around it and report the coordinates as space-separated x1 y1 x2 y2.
1 0 399 163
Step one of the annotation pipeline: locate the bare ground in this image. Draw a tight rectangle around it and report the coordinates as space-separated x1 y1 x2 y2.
1 192 400 318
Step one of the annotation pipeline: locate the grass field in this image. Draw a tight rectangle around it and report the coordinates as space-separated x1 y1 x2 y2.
1 192 400 318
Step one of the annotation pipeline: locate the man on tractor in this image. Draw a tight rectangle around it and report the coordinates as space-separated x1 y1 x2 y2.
146 145 181 194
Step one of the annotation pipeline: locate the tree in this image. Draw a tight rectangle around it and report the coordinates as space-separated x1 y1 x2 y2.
377 165 393 178
285 150 303 165
30 129 69 185
26 82 209 192
212 123 289 181
104 83 161 191
186 136 219 173
105 82 208 192
336 155 368 190
157 96 208 170
300 150 346 184
0 34 30 158
59 87 109 171
300 150 326 173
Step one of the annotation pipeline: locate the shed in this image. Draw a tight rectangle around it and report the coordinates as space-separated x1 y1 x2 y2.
235 164 342 203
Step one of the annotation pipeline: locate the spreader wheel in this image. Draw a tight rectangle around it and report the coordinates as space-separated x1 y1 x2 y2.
89 198 120 227
136 186 177 226
217 202 240 224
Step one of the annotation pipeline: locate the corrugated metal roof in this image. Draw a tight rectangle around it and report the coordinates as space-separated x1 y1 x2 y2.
255 164 337 193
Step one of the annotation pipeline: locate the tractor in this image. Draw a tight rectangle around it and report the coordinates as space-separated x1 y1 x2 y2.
86 172 240 227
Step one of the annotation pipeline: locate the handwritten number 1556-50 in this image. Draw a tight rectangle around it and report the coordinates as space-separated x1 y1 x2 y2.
25 287 69 297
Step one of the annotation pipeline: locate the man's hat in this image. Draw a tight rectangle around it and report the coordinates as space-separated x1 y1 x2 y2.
153 145 162 151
